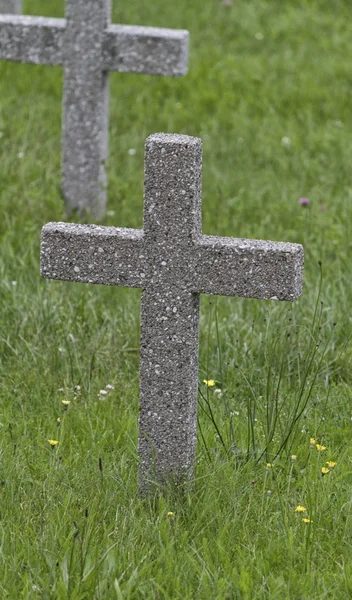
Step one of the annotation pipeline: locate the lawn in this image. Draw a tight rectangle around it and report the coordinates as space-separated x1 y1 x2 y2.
0 0 352 597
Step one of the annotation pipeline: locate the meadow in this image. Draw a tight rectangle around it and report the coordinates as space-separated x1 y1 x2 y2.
0 0 352 597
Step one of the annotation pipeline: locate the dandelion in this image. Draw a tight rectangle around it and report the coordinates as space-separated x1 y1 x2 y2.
266 463 272 470
62 400 70 408
302 518 312 523
99 390 108 398
310 437 317 447
321 467 330 475
291 455 297 462
203 379 215 387
128 148 136 156
214 388 222 397
48 439 59 447
316 444 327 452
57 417 61 424
295 505 307 513
326 461 336 469
299 197 310 206
167 511 174 517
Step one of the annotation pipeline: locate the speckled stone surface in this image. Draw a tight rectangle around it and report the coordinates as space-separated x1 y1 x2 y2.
0 1 189 218
41 133 304 494
0 0 21 14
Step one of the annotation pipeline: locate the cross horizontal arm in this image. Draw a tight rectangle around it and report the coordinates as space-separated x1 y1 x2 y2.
0 17 189 75
41 222 145 288
102 25 189 76
192 235 304 300
0 15 65 65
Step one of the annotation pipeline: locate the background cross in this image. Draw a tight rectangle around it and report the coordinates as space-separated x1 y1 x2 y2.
0 0 188 217
41 133 304 494
0 0 21 14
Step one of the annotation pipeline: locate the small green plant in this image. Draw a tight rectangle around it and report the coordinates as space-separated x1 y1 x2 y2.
198 264 335 465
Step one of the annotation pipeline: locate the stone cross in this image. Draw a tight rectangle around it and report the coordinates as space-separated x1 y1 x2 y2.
40 133 304 494
0 0 188 218
0 0 21 14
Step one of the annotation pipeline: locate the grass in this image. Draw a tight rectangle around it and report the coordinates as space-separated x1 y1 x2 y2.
1 0 352 597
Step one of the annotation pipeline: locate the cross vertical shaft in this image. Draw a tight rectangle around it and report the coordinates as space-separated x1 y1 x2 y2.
0 0 21 14
139 135 203 491
62 0 110 216
139 287 200 491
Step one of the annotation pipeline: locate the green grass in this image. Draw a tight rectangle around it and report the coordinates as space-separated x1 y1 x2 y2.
1 0 352 597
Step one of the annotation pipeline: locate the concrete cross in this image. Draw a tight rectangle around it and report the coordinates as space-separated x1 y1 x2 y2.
40 133 304 494
0 0 188 218
0 0 21 14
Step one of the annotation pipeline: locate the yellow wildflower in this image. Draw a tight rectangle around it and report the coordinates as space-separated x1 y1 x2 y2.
295 505 307 513
321 467 329 475
291 455 297 462
326 461 336 469
167 511 174 517
310 437 317 447
48 439 59 447
266 463 272 470
203 379 215 387
316 444 327 452
302 518 312 523
57 417 61 424
62 400 71 407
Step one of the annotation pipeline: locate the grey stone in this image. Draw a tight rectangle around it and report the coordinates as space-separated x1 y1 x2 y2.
0 0 21 14
0 1 189 218
40 133 304 494
0 16 65 64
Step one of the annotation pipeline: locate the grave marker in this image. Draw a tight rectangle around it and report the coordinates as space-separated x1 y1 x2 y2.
40 133 304 493
0 0 188 217
0 0 21 14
